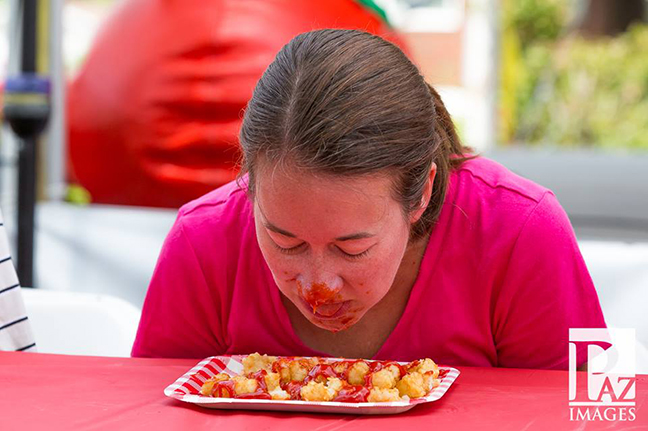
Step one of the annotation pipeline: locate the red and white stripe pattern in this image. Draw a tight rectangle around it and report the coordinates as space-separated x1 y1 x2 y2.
165 355 460 414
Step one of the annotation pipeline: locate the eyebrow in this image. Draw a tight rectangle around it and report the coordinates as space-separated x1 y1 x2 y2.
263 221 375 242
264 221 297 238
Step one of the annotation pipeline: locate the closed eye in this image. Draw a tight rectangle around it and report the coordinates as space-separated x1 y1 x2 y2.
272 242 306 255
337 246 372 260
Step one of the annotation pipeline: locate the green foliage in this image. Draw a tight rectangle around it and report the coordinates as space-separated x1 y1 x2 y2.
500 1 648 149
503 0 565 48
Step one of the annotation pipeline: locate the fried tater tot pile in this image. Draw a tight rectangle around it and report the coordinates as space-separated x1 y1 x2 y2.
198 353 444 403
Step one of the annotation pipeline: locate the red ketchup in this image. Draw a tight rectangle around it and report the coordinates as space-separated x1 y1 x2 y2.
333 385 370 403
407 359 421 372
303 364 338 384
235 370 272 400
368 361 407 377
364 372 373 388
283 381 304 400
340 360 364 381
212 380 235 398
438 369 449 379
271 357 293 375
363 360 408 388
297 281 340 312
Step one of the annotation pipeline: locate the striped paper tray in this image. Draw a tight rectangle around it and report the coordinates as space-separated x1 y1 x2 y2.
164 355 460 415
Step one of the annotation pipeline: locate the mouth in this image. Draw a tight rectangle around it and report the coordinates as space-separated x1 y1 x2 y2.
299 297 351 320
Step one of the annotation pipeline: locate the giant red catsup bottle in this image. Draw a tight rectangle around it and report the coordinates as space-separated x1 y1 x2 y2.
67 0 410 207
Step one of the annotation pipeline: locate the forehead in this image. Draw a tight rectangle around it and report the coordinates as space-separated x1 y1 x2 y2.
254 165 402 237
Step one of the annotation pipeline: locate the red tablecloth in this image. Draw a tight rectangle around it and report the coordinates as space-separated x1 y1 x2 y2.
1 352 645 430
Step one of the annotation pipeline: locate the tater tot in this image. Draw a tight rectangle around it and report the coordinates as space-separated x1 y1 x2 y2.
396 372 428 399
386 364 402 380
411 358 439 379
200 373 230 396
300 381 335 401
269 387 291 400
326 377 344 396
289 360 310 382
368 388 402 402
347 361 370 385
332 361 349 375
371 369 397 389
243 352 276 374
264 372 281 392
233 376 258 395
422 372 440 392
272 360 292 383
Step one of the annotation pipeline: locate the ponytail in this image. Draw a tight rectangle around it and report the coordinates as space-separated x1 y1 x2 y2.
408 83 475 240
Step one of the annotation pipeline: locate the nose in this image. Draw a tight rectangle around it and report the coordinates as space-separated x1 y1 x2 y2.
294 252 344 307
296 273 343 296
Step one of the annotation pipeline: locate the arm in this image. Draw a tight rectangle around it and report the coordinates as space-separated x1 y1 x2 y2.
492 192 607 370
131 214 227 358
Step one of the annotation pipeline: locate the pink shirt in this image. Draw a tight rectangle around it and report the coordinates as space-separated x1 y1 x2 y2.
132 157 606 369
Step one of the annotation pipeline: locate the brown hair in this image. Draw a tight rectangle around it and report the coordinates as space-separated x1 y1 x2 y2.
239 29 474 241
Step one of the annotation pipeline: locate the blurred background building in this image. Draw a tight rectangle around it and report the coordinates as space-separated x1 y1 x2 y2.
0 0 646 359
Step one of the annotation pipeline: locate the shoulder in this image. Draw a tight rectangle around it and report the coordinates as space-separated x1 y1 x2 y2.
450 156 566 224
452 156 550 205
180 176 251 219
179 176 253 227
443 156 572 255
175 176 256 254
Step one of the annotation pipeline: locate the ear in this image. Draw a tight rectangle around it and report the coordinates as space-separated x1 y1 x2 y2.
409 163 437 224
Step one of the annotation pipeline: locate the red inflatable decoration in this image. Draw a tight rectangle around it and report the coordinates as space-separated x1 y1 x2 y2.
67 0 410 207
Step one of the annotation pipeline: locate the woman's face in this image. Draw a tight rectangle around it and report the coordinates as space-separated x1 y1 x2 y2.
253 164 429 333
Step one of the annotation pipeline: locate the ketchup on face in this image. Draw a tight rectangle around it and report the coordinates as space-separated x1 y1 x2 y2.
297 280 340 312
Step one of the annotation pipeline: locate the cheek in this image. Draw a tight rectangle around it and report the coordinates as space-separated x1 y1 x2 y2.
358 235 409 299
258 241 299 282
348 248 405 301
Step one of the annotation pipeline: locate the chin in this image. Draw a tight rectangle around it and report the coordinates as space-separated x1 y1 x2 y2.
308 313 363 333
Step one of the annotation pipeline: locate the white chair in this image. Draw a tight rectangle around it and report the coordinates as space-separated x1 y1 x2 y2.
21 289 141 357
580 240 648 374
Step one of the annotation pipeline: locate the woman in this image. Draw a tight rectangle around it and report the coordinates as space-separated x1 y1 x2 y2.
132 29 606 369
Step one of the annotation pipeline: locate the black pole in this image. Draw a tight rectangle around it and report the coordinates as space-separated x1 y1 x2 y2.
3 1 50 288
16 137 37 287
16 0 38 287
21 0 37 73
0 0 51 288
